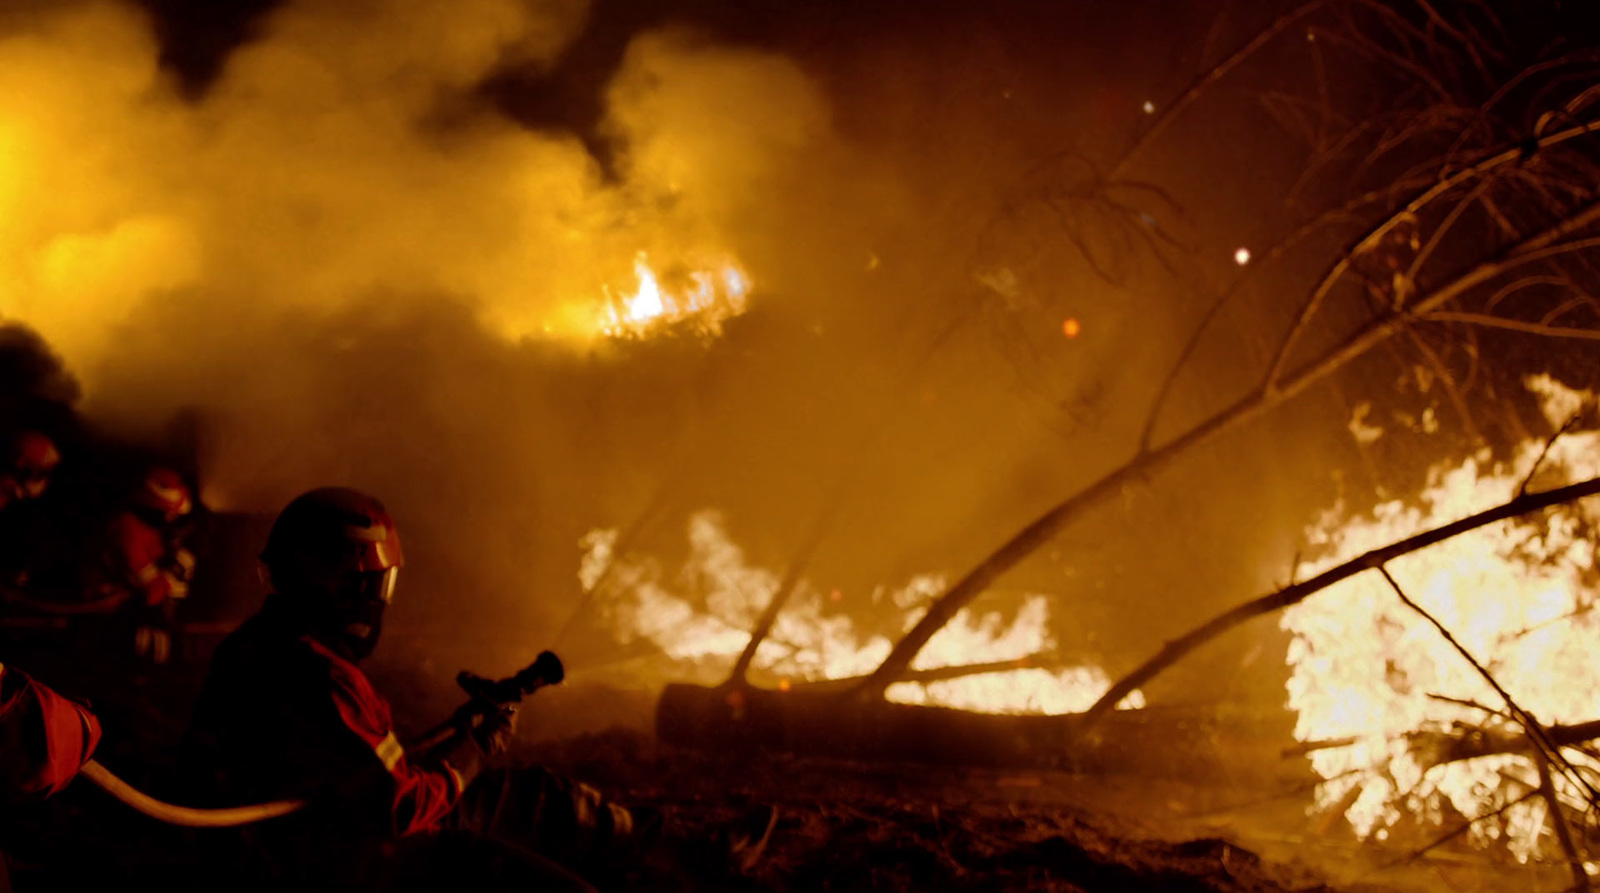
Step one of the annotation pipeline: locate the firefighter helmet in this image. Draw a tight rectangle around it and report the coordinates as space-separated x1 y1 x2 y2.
261 487 404 606
135 467 193 521
4 431 60 501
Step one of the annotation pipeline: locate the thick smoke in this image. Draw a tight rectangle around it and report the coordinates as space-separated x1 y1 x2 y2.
1 0 1338 716
0 0 942 684
0 0 830 357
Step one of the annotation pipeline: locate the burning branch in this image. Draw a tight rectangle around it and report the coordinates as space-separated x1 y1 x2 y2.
1376 565 1573 774
1073 474 1600 730
1368 789 1541 875
1376 563 1597 888
1411 719 1600 768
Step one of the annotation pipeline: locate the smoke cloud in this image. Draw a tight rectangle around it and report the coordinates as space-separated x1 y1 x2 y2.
1 0 1338 716
0 0 923 679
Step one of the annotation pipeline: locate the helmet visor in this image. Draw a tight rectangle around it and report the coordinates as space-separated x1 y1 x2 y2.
346 566 400 605
374 566 399 604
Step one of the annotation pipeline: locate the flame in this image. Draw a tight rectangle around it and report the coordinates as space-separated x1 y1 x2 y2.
586 512 1143 714
599 253 750 338
1283 376 1600 860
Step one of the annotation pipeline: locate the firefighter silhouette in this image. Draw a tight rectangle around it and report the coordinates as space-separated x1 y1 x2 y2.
103 468 196 666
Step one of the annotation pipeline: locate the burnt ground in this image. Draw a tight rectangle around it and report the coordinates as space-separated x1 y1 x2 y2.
518 730 1469 893
527 733 1323 892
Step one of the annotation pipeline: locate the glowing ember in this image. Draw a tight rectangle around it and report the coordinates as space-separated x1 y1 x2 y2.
601 253 750 338
1284 376 1600 860
1233 247 1251 265
585 512 1143 714
1062 317 1082 339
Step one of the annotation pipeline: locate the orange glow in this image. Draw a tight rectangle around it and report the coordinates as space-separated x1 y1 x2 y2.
1061 317 1082 338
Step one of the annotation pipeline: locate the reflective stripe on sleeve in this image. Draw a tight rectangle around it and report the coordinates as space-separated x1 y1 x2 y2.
441 760 466 796
609 803 633 837
375 731 404 772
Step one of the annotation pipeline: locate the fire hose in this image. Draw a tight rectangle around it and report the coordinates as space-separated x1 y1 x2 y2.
76 650 565 828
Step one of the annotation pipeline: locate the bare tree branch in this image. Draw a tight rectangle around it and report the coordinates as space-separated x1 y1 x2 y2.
1518 411 1585 498
1536 747 1591 892
860 199 1600 700
1138 177 1434 453
1264 118 1600 390
1403 326 1482 441
727 309 975 682
1421 311 1600 341
1109 0 1334 181
1403 178 1496 299
1483 275 1572 315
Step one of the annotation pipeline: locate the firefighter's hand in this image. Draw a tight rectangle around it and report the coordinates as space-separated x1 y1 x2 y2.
163 549 197 583
470 705 517 758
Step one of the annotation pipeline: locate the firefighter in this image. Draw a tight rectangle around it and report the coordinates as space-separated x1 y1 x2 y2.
0 432 59 513
0 662 100 800
183 488 603 891
0 431 61 588
104 467 197 665
0 662 102 889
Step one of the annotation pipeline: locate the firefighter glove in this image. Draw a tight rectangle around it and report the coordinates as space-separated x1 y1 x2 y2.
471 705 517 758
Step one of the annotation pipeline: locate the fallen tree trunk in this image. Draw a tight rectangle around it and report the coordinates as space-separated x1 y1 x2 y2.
1411 718 1600 768
655 683 1296 780
791 653 1063 692
661 477 1600 775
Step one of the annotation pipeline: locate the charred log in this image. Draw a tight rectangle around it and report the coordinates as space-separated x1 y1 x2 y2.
656 683 1292 780
1412 719 1600 768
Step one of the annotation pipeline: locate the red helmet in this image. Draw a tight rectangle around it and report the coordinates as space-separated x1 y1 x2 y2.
4 431 60 501
136 467 193 520
261 487 404 605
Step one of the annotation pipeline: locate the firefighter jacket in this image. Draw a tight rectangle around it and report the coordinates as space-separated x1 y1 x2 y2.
184 597 462 843
104 511 192 608
0 663 101 800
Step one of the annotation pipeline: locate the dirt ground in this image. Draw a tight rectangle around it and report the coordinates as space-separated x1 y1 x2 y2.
520 726 1584 893
524 731 1363 893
